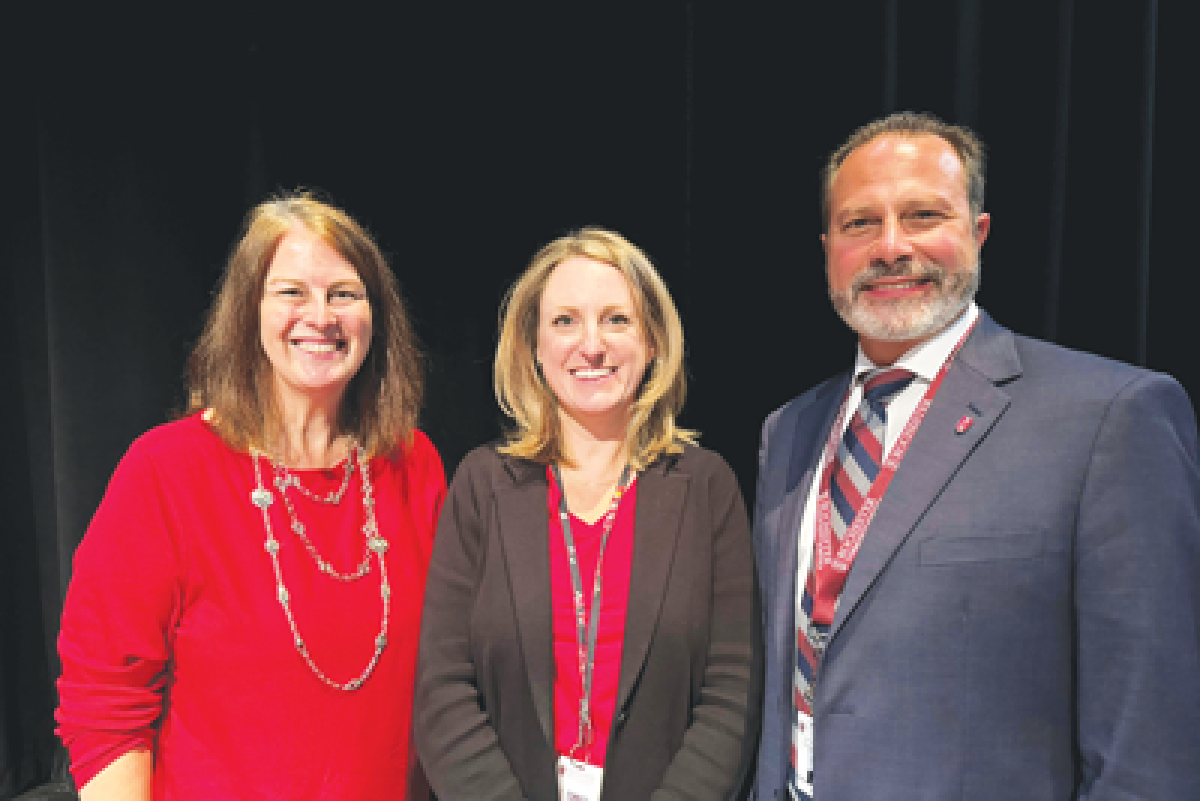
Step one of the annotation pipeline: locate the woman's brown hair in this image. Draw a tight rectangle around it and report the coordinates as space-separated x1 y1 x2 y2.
187 192 422 457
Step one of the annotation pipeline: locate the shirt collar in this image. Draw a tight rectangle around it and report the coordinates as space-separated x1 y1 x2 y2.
852 301 979 384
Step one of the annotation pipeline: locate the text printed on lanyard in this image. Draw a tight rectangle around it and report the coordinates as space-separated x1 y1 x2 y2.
813 321 977 606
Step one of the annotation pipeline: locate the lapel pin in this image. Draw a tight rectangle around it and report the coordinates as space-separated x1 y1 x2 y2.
956 416 974 434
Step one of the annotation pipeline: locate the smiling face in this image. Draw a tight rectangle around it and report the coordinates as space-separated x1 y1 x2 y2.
259 226 373 412
536 256 653 435
823 133 990 364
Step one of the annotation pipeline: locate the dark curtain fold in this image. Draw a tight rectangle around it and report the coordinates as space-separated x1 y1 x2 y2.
3 2 1190 796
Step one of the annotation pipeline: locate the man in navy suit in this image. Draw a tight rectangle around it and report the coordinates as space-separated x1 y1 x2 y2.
750 111 1200 800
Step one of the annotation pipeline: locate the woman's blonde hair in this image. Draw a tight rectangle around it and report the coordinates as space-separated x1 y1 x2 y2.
187 192 422 458
494 227 695 469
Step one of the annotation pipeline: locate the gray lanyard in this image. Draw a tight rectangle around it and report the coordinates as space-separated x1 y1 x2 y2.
551 463 634 759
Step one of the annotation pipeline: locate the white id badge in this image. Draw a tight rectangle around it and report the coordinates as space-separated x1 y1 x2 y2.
557 756 604 801
792 709 814 799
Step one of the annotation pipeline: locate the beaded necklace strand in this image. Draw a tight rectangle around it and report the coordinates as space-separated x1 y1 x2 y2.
250 442 390 691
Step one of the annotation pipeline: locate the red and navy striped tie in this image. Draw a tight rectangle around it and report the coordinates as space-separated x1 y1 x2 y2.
828 368 915 545
791 367 914 800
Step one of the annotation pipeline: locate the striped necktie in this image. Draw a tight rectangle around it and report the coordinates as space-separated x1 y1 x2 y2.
791 367 914 799
827 368 916 557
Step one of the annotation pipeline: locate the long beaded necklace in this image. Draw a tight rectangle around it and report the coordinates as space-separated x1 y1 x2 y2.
250 441 390 691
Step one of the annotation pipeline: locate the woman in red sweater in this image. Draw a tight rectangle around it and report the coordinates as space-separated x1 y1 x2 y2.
56 194 445 799
415 228 758 800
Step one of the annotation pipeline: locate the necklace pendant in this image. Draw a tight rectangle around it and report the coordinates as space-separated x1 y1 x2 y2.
251 488 273 509
367 535 389 554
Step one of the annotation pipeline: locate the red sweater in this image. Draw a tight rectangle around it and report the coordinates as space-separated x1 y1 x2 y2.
547 468 637 767
56 414 446 799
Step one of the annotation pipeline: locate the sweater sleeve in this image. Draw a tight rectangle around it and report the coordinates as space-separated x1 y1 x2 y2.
56 439 186 789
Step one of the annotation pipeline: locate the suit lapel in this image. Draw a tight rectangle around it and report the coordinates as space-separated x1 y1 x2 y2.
615 458 689 712
495 460 555 744
830 314 1021 640
774 375 850 628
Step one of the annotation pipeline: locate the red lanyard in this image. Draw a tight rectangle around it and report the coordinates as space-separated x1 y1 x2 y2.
811 322 976 624
550 464 635 761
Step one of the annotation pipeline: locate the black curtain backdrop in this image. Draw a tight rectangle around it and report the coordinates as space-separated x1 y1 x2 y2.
3 2 1192 796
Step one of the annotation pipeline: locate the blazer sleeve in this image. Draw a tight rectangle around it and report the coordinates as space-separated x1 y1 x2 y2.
653 453 758 801
414 450 529 801
1074 372 1200 797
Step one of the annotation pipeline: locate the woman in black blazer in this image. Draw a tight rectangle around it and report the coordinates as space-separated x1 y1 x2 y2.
415 227 757 800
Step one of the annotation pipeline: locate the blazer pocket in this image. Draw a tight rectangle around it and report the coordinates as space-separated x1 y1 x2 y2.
919 529 1045 565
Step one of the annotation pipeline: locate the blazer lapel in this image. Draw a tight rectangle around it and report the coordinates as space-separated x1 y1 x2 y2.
774 375 850 630
615 458 689 712
830 314 1022 640
495 459 556 745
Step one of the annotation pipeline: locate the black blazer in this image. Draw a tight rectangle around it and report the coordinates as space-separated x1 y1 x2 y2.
415 444 758 800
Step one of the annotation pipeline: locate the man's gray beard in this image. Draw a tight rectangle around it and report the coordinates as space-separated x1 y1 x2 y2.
830 260 980 344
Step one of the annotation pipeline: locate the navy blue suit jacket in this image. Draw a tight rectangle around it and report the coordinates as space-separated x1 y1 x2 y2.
751 311 1200 800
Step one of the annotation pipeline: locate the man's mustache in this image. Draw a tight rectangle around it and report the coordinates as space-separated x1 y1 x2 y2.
850 261 945 297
